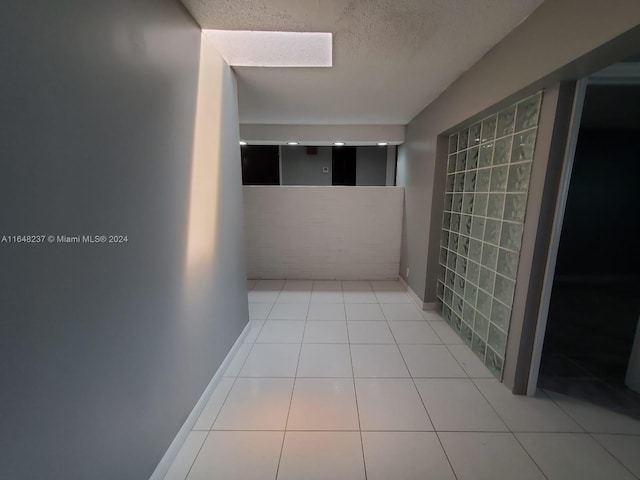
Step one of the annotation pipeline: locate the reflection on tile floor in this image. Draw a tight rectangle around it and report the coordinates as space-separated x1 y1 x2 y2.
164 279 640 480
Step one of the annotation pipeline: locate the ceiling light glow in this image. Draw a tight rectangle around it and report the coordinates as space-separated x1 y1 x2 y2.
239 141 247 145
334 142 345 146
287 142 299 145
377 142 388 146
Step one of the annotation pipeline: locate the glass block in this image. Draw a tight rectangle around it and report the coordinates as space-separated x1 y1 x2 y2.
468 238 483 262
472 334 487 359
437 280 445 299
464 283 478 304
442 304 451 322
515 93 541 132
453 294 464 316
500 222 523 251
454 173 465 192
497 248 519 279
483 218 501 246
456 256 467 276
447 154 457 173
491 300 511 331
494 274 515 306
458 234 470 256
503 194 527 222
451 213 461 231
461 321 473 346
447 252 456 271
506 162 532 192
455 275 466 296
462 194 474 214
446 174 455 192
451 313 462 333
446 269 455 289
466 146 479 170
449 231 459 251
460 215 472 236
439 247 448 266
493 137 513 165
438 264 446 281
456 151 467 171
478 143 494 168
481 115 497 143
468 123 482 147
444 193 454 212
474 194 488 217
479 266 495 295
476 289 492 318
444 287 453 306
486 347 504 379
449 133 459 154
474 312 489 341
464 171 477 192
481 244 498 271
488 324 507 356
489 165 508 192
476 168 491 192
442 212 451 230
486 193 505 219
441 230 450 247
452 193 463 212
466 260 480 285
459 129 469 150
496 105 516 137
471 217 485 240
511 130 537 162
463 302 475 325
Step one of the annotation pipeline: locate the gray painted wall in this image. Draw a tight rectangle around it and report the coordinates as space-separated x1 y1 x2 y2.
0 2 248 479
281 146 332 185
356 146 387 186
398 0 640 306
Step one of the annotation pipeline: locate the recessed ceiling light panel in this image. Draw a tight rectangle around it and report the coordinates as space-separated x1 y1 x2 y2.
204 30 332 68
287 141 299 145
334 142 345 146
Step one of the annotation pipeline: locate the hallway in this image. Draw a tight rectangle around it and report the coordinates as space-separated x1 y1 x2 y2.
164 280 640 480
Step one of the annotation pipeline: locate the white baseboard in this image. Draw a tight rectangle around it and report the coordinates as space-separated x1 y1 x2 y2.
397 277 439 312
149 322 250 480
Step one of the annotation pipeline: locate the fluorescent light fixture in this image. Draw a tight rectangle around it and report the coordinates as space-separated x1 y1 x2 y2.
334 142 345 146
377 142 388 146
287 142 299 145
239 141 247 146
204 30 332 67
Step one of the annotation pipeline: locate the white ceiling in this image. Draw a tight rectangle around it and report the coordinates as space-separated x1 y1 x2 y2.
182 0 544 125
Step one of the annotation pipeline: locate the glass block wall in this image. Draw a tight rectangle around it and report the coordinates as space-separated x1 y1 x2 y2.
436 92 543 379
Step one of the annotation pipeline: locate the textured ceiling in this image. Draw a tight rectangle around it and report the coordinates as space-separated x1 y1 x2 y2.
182 0 544 125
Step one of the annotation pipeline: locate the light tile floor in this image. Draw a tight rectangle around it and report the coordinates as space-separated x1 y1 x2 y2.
164 279 640 480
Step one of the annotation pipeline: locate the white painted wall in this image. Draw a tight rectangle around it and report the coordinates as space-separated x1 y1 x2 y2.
281 145 332 185
244 186 404 279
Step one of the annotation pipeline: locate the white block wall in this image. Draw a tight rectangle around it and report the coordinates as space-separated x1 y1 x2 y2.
244 186 404 279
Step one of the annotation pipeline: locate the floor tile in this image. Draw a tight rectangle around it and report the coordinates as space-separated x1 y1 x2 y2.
350 344 410 377
447 344 493 378
193 377 235 430
544 390 640 434
283 279 313 290
303 321 348 343
248 290 280 303
267 303 308 320
355 378 433 431
439 432 545 480
163 431 207 480
389 321 442 344
430 321 464 344
415 379 507 431
213 378 294 430
307 303 346 320
370 280 404 291
249 303 273 320
516 432 636 480
287 378 359 430
593 434 640 477
297 344 353 377
254 279 285 291
345 303 385 320
278 432 365 480
277 290 312 303
399 345 467 378
239 344 300 377
342 280 373 291
473 379 582 432
375 291 413 304
362 432 455 480
187 431 283 480
347 321 395 344
421 310 444 322
256 320 305 343
380 303 425 320
243 320 265 344
311 281 343 303
223 344 252 377
343 290 379 303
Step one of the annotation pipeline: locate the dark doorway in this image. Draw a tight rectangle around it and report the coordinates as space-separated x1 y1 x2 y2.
332 146 356 185
241 145 280 185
